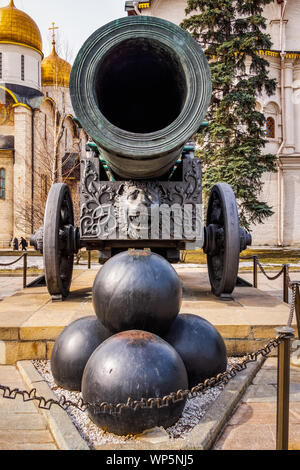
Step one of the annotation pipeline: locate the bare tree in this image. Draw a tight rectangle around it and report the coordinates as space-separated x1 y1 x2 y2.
14 107 83 235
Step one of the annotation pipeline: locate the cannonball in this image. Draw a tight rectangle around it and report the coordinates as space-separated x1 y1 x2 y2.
163 314 227 388
92 250 182 335
51 316 112 391
81 330 188 435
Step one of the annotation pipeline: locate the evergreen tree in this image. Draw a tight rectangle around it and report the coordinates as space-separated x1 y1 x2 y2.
181 0 277 230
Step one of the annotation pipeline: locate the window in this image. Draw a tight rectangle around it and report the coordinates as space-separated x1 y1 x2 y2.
266 116 275 139
0 168 5 199
21 55 25 81
0 53 2 80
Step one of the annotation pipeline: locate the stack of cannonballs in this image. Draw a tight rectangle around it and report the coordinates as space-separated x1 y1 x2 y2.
51 250 227 436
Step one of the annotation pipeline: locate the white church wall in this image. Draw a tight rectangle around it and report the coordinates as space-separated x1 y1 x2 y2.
263 3 282 52
144 0 300 55
293 63 300 154
283 1 300 52
141 0 186 24
0 44 41 91
282 160 300 246
42 86 74 117
0 150 14 245
249 171 279 246
13 105 33 238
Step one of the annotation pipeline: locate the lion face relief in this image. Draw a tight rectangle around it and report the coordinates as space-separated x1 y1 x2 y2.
114 182 161 239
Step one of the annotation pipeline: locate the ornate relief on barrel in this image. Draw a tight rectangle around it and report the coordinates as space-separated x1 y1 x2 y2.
80 155 203 242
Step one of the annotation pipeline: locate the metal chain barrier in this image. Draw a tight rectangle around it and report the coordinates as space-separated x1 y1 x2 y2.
0 331 290 416
240 255 286 281
256 258 286 281
0 253 26 266
0 253 28 288
0 251 298 450
287 282 297 328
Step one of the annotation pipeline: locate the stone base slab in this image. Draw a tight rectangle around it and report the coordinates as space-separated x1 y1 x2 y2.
0 267 294 364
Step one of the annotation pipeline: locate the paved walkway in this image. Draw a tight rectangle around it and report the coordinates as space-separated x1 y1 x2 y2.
0 277 37 301
239 270 297 303
0 366 57 450
213 358 300 450
0 266 298 450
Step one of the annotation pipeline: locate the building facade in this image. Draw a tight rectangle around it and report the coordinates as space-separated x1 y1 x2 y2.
0 0 87 247
126 0 300 246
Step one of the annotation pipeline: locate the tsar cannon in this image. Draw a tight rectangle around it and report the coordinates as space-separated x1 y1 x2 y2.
30 16 251 301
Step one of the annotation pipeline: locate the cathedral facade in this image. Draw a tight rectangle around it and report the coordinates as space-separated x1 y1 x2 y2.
0 0 88 247
126 0 300 247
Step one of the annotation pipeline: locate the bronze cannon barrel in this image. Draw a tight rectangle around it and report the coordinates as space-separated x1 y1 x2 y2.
70 16 211 179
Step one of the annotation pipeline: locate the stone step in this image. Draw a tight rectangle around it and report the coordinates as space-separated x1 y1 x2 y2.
0 267 294 364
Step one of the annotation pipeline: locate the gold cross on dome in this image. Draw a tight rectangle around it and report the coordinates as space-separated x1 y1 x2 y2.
49 22 59 46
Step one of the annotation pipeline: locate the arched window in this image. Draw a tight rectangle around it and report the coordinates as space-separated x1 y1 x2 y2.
21 55 25 81
266 116 275 139
0 168 5 199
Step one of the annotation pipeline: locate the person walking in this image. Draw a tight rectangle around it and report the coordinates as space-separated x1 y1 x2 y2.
13 237 18 251
19 237 28 251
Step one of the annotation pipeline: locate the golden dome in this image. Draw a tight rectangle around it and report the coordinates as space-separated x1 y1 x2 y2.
0 0 42 54
41 45 71 88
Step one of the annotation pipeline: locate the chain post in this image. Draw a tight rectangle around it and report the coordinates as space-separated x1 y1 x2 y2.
253 255 258 288
88 250 91 269
283 264 289 304
275 326 295 450
23 253 27 289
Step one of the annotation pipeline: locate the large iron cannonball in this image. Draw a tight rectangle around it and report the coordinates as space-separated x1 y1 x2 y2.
81 330 188 435
92 250 182 335
51 316 112 391
163 314 227 388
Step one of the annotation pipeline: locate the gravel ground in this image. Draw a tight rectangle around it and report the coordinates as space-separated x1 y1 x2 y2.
32 358 243 449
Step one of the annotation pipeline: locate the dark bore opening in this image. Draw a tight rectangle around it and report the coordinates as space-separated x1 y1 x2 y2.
95 38 187 133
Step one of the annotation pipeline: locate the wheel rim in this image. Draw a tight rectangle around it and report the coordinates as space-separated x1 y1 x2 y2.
43 183 75 298
206 183 240 296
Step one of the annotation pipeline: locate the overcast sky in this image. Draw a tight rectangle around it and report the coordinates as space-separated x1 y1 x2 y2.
0 0 127 61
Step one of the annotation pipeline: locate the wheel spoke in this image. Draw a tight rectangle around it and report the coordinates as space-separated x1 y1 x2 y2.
206 183 240 297
43 183 75 299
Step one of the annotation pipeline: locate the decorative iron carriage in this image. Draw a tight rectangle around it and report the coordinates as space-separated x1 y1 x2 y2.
30 16 251 301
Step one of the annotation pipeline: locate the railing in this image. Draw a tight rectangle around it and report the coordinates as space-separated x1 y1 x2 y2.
240 254 290 303
0 251 92 290
240 253 300 449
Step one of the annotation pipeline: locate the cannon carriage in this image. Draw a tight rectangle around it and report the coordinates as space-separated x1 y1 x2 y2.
30 16 251 301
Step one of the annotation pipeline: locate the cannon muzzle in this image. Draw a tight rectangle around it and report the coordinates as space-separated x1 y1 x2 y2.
70 16 211 179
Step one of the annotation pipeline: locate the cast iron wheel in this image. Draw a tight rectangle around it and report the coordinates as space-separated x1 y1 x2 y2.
205 183 240 298
43 183 77 300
